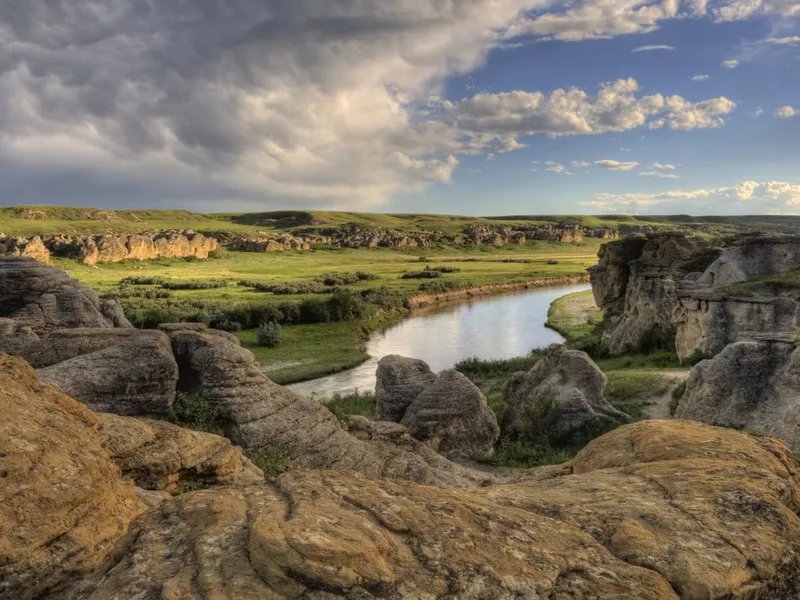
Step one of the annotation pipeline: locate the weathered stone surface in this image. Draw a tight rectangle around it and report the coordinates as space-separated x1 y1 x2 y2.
589 235 648 314
502 344 630 444
0 236 51 264
98 413 263 493
0 355 144 600
0 318 40 361
56 420 800 600
675 338 800 453
5 328 137 368
697 234 800 287
400 369 500 461
597 233 722 354
37 330 179 415
163 324 493 487
375 355 437 422
0 256 122 333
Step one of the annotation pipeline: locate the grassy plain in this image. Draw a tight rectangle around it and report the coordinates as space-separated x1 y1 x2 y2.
54 242 601 383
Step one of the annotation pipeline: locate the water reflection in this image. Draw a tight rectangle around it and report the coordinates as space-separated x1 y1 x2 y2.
286 283 591 398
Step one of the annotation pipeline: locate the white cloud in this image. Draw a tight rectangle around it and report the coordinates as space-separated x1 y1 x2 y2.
639 171 679 178
763 36 800 44
647 96 736 130
633 45 676 52
776 106 799 118
581 180 800 214
712 0 764 21
651 162 677 170
754 107 765 117
722 59 740 68
545 161 573 174
596 159 640 171
692 74 711 81
571 160 590 168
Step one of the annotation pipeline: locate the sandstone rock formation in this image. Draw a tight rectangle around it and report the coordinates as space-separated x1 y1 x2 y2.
52 420 800 600
43 231 219 265
37 330 179 416
502 345 630 445
0 257 125 333
375 355 437 422
675 337 800 453
400 369 500 461
2 327 137 368
0 235 51 263
98 413 263 493
697 234 800 287
0 355 144 600
162 324 494 487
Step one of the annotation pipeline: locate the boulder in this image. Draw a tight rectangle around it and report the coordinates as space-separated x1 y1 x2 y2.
0 256 124 333
0 236 51 264
55 420 800 600
400 369 500 461
0 318 40 361
6 328 137 368
0 355 144 600
675 338 800 453
502 345 630 445
375 354 437 422
98 413 263 493
697 234 800 287
37 330 179 416
161 323 493 487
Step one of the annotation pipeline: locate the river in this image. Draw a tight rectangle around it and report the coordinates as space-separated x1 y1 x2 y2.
286 283 591 398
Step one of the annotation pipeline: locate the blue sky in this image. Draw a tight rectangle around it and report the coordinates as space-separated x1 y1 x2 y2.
1 1 799 215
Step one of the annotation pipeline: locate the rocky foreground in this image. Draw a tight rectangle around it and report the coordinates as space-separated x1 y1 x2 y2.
4 353 800 599
4 254 800 598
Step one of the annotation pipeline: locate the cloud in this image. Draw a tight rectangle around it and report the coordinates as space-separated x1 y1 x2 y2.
639 171 679 178
651 162 677 169
776 106 800 118
596 159 640 171
0 0 553 206
571 160 590 168
722 59 740 68
633 45 676 52
545 161 573 174
692 74 711 81
762 36 800 44
754 107 765 117
581 180 800 214
439 79 736 145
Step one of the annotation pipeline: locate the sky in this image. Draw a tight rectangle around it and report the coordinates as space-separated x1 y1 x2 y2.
0 0 799 216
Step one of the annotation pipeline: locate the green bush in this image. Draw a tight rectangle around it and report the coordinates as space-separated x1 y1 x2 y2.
455 349 544 378
417 280 464 293
323 391 377 428
168 392 221 434
257 321 283 347
637 325 677 354
161 279 228 290
681 349 710 367
401 270 442 279
428 265 461 273
669 381 687 416
248 446 291 481
119 275 169 285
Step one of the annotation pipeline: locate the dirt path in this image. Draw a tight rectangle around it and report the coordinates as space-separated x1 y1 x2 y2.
642 370 690 420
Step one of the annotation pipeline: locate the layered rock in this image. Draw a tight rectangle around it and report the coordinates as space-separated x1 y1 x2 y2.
0 257 127 333
696 234 800 286
98 413 263 493
502 344 630 445
592 233 722 354
0 236 51 263
675 337 800 453
54 420 800 600
1 327 137 368
375 355 437 422
400 369 500 461
43 231 218 265
0 355 144 600
162 324 494 487
37 330 179 416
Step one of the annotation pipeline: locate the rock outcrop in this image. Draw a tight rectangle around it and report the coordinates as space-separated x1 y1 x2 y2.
502 345 631 445
37 330 179 416
98 413 263 493
675 337 800 453
51 420 800 600
0 257 126 333
43 231 219 266
162 324 494 487
1 327 137 368
0 236 51 263
0 355 144 600
400 369 500 461
375 355 437 422
697 234 800 287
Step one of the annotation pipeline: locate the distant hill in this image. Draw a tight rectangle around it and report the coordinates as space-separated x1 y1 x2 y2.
1 205 799 238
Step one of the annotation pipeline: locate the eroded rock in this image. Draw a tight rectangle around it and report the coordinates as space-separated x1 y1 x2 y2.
37 330 179 416
55 420 800 600
400 369 500 461
375 355 437 422
502 344 630 445
0 356 144 600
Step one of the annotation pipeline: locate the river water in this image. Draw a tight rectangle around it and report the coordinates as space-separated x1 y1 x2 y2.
286 283 591 398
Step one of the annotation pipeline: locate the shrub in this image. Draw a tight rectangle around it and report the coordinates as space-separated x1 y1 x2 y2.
418 280 462 293
208 248 230 259
669 381 687 416
359 286 405 311
637 325 677 354
681 349 710 367
401 270 442 279
257 321 283 347
120 275 169 286
168 392 221 434
455 349 544 378
161 279 228 290
323 391 377 428
428 265 461 273
248 446 291 481
215 318 243 332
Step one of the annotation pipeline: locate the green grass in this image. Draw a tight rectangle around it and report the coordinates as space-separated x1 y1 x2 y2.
604 370 673 419
720 268 800 297
545 289 603 346
322 391 377 427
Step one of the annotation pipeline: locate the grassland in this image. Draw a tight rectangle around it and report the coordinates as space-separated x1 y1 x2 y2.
54 242 601 383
